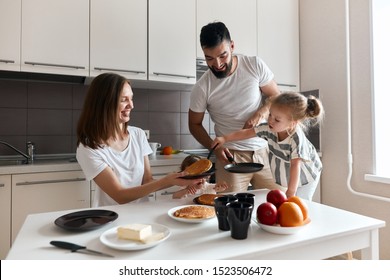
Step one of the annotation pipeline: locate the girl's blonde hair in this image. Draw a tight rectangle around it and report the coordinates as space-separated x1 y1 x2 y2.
271 92 324 132
180 155 202 171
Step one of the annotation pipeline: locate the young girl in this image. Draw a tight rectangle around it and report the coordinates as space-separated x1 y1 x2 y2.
172 155 229 199
212 92 324 201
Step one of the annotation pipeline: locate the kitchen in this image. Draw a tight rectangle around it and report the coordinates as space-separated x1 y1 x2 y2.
0 0 389 262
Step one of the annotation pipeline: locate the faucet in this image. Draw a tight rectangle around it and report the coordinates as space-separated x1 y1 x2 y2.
26 141 35 162
0 140 33 163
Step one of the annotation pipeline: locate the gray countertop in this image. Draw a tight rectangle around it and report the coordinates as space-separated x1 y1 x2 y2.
0 152 191 175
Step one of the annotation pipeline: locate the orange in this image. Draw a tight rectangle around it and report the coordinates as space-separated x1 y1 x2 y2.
287 196 309 221
277 202 304 227
162 146 173 155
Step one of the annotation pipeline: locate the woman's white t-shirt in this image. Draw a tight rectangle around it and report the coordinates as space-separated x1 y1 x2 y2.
76 126 152 207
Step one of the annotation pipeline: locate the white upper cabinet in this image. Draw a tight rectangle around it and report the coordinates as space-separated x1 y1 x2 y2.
0 0 21 71
258 0 300 91
196 0 258 58
21 0 89 76
148 0 196 84
90 0 147 80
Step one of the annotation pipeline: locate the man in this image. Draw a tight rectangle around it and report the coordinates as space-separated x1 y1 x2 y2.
189 22 281 192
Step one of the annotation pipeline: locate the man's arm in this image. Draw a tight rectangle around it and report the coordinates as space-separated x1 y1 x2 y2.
243 79 280 129
189 109 234 164
188 109 213 149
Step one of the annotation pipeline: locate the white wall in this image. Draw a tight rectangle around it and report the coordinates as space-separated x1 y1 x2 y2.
300 0 390 259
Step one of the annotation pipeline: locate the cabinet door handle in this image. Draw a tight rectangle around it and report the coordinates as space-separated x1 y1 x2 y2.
0 59 15 64
0 183 5 187
159 190 176 196
153 173 170 177
24 61 85 70
94 67 145 74
153 72 195 79
277 83 297 87
16 177 86 186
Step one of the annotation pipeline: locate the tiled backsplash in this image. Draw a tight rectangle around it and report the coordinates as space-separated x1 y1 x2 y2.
0 79 210 155
0 78 319 156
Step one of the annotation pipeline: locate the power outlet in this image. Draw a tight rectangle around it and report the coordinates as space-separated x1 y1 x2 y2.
144 130 150 140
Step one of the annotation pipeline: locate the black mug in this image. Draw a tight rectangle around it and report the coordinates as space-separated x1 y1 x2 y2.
214 195 238 231
234 192 255 205
227 201 253 240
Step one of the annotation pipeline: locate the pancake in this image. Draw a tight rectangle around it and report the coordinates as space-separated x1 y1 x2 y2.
184 159 212 175
196 194 223 206
173 205 215 219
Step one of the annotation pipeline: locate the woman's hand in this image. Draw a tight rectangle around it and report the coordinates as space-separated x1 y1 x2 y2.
164 171 203 187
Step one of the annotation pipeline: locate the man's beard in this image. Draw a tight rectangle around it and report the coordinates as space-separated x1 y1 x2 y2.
209 59 233 79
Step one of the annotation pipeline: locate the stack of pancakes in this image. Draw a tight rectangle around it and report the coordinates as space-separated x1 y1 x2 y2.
173 205 215 219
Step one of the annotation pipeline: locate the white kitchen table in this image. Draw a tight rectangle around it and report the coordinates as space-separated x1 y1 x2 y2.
6 190 385 260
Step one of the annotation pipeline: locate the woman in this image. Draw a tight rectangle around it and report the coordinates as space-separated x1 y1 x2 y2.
76 73 201 206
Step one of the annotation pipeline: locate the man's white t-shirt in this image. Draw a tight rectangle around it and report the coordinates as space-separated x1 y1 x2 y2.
190 55 274 151
76 126 152 207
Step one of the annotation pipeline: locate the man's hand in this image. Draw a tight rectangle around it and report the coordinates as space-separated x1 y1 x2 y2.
214 146 233 164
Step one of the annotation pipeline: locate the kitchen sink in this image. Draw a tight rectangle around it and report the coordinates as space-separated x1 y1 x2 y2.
0 159 29 166
0 155 77 167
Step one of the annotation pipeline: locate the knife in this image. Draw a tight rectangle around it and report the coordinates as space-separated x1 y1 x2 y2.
50 241 114 258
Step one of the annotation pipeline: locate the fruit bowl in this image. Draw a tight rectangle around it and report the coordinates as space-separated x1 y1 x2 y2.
253 218 311 235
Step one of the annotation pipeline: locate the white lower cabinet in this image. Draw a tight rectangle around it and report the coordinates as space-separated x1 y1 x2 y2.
11 171 90 242
152 164 182 201
0 175 11 259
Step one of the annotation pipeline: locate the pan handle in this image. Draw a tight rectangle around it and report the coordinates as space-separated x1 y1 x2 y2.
207 143 219 159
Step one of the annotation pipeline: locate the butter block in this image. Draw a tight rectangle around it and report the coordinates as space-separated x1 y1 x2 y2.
117 224 152 241
141 232 165 244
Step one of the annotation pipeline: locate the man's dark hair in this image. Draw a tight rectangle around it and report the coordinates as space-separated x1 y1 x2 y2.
200 22 231 49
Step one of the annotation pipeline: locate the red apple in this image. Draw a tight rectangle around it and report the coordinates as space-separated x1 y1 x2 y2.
266 189 287 209
257 202 278 225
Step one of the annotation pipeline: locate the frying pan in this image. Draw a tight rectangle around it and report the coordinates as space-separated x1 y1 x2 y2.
224 155 264 173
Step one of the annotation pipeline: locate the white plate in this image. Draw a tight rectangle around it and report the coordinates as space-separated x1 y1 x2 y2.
100 223 170 250
253 218 311 235
168 205 216 223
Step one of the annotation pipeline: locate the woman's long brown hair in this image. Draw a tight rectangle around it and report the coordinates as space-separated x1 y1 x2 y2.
77 73 129 149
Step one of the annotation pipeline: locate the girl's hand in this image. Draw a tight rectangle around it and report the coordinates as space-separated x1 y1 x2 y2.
186 183 203 195
214 181 229 192
286 189 296 198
